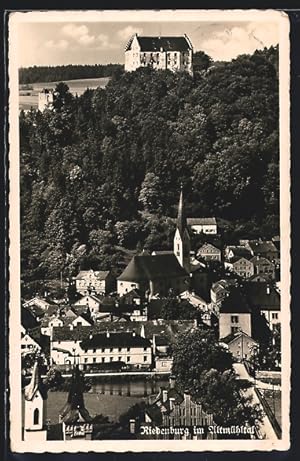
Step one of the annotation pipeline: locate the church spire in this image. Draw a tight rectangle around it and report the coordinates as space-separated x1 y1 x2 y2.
177 183 187 235
24 361 47 401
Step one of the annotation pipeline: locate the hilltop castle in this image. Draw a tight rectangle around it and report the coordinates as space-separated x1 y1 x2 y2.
125 34 193 75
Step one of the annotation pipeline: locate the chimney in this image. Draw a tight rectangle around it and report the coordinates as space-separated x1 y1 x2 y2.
162 389 168 403
266 284 270 295
106 330 110 338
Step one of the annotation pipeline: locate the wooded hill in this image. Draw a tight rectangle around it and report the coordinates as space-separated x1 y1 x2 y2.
19 64 124 84
20 46 279 284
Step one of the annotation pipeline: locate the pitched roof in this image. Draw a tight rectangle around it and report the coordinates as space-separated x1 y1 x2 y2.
117 254 188 282
24 362 47 401
198 243 220 253
52 320 194 343
244 282 280 311
126 35 192 52
176 187 188 236
232 257 253 265
247 240 278 255
187 217 217 226
21 307 40 330
75 270 110 280
226 246 252 258
220 288 251 314
80 332 151 349
250 256 274 266
221 331 258 345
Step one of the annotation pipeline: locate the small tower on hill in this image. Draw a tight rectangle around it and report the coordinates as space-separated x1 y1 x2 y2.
59 365 93 440
23 361 48 441
173 185 191 274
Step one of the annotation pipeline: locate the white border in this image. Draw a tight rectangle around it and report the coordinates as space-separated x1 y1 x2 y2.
8 9 291 453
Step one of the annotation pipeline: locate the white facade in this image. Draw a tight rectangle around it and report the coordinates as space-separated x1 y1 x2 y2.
73 295 101 315
117 280 140 297
261 309 281 331
38 89 54 112
21 334 41 355
219 312 252 339
125 34 193 75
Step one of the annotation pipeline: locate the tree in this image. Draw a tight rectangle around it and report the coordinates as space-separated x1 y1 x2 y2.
193 51 213 72
138 173 163 213
160 297 198 320
43 366 65 390
172 328 262 427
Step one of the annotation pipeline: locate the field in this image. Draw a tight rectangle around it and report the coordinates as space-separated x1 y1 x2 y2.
19 77 110 111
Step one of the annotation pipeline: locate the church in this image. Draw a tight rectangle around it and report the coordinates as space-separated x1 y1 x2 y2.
117 187 191 298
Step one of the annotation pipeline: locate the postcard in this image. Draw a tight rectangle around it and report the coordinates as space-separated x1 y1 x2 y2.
7 9 290 452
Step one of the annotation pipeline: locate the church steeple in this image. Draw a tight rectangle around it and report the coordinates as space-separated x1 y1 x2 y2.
177 183 187 236
173 184 191 274
59 365 93 440
24 361 47 441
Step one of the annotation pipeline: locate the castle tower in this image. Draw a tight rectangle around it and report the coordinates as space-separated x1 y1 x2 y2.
173 185 191 274
59 365 93 440
24 361 48 441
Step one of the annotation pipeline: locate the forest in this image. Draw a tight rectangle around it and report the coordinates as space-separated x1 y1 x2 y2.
19 64 124 84
19 46 279 287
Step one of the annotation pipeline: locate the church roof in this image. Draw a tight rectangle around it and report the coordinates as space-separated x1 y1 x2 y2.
125 35 192 52
176 187 188 237
117 254 188 282
24 361 47 401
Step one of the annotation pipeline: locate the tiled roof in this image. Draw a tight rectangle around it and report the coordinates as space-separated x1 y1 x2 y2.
52 320 194 343
226 246 252 258
247 241 278 255
250 256 274 266
117 254 188 282
75 270 110 280
21 307 40 330
187 217 217 226
126 35 192 52
220 288 251 314
220 331 257 344
244 282 280 311
80 332 151 349
198 243 220 253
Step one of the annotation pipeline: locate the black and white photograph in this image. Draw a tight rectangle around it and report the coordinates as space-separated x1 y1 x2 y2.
8 9 290 452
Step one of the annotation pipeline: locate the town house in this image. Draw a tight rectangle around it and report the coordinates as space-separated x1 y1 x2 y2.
197 243 221 262
250 256 276 280
75 269 114 295
187 217 217 235
219 288 252 339
226 257 254 279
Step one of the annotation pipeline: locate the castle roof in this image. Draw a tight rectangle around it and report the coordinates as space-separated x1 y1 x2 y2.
117 254 187 282
125 35 192 52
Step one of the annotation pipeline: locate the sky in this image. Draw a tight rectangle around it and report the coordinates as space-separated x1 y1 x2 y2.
16 19 279 67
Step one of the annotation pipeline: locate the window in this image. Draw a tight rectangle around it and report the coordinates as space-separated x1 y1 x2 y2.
272 313 278 319
33 408 39 425
102 348 105 353
231 315 239 323
102 357 105 363
110 357 113 362
93 349 96 353
144 347 148 351
84 358 88 363
144 356 148 362
127 347 130 352
127 357 130 362
93 358 96 363
231 326 239 334
118 347 122 352
118 356 122 361
110 348 113 352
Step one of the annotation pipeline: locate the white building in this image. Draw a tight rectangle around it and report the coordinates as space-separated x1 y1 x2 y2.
75 269 114 295
125 34 193 75
187 217 217 235
38 89 55 112
23 362 47 441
